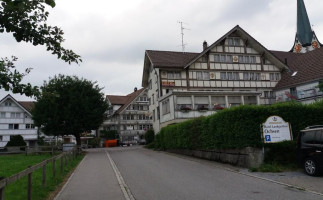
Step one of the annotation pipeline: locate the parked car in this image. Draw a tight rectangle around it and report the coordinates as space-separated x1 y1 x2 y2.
296 125 323 176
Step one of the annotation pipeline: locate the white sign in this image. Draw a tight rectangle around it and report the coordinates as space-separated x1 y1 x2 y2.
262 116 292 143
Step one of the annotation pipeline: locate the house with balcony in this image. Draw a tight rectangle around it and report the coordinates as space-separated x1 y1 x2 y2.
100 88 152 144
142 25 289 132
0 94 38 147
141 0 323 133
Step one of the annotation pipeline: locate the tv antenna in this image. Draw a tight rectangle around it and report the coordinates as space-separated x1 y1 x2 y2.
178 21 190 53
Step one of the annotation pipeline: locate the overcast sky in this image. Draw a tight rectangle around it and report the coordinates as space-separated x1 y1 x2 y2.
1 0 323 101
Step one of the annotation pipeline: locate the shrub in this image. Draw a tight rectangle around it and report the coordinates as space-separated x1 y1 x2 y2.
100 130 119 140
144 129 155 144
6 135 26 147
154 101 323 150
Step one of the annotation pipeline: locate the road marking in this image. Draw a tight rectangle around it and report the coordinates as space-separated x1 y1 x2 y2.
54 153 87 200
106 150 135 200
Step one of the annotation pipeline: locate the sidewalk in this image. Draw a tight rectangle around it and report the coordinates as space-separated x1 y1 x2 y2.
55 148 125 200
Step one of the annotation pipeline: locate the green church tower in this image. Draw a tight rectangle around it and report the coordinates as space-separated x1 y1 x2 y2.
292 0 321 53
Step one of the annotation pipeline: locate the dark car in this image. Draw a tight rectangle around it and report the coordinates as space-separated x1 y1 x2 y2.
296 125 323 176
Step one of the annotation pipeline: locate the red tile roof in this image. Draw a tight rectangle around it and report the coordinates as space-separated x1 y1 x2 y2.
273 48 323 89
106 88 146 114
106 95 128 105
18 101 34 113
117 88 145 114
146 50 199 68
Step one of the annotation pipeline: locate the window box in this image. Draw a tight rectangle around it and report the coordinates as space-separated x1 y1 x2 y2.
197 105 209 112
214 105 225 110
180 106 192 112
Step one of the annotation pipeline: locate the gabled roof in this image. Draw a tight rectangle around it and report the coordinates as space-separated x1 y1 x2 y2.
0 94 34 115
106 95 129 105
106 88 146 115
185 25 289 71
18 101 34 113
274 47 323 90
117 88 145 114
145 50 198 68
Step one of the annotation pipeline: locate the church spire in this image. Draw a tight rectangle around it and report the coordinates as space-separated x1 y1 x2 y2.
292 0 321 53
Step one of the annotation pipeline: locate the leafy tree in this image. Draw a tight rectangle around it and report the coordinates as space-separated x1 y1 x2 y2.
32 75 109 145
6 135 26 146
318 80 323 92
100 130 119 140
144 129 155 144
0 0 81 97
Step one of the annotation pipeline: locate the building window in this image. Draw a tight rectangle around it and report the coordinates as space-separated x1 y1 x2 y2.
239 55 256 63
139 96 148 101
243 72 261 80
270 73 281 81
4 101 12 106
0 112 5 118
220 72 240 80
149 80 152 90
11 113 21 118
162 99 170 115
152 94 155 104
196 72 210 80
167 71 181 79
9 124 19 129
0 136 2 141
214 54 220 62
26 124 35 129
228 38 240 46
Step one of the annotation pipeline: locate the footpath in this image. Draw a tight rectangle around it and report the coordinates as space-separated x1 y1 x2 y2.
54 148 125 200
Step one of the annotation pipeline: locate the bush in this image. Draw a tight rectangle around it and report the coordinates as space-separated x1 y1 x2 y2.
144 129 155 144
100 130 119 140
6 135 26 147
89 137 101 148
154 101 323 150
264 141 297 165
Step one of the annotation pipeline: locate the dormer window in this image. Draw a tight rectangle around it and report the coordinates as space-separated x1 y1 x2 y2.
4 101 12 106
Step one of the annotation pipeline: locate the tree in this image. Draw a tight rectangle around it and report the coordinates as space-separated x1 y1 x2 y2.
100 130 119 140
318 80 323 92
6 135 26 146
144 129 155 144
0 0 81 97
32 75 109 145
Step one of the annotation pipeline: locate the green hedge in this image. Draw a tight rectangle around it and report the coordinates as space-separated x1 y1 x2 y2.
155 101 323 150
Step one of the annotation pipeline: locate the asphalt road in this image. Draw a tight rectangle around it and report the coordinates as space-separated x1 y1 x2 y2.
108 146 323 200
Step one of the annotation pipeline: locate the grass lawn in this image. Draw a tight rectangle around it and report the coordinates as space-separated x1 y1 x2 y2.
0 153 84 200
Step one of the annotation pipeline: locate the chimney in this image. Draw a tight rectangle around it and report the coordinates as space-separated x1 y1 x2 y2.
134 87 137 92
203 40 208 51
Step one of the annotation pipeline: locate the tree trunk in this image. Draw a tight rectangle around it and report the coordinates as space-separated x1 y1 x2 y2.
75 134 81 146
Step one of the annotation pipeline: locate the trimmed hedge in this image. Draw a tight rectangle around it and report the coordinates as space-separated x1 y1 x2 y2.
155 101 323 150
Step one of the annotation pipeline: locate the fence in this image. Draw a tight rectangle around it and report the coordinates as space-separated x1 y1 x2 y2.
0 146 62 155
0 147 79 200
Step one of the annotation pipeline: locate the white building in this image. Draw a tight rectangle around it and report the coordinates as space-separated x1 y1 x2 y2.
0 94 38 147
100 88 152 144
141 0 323 133
142 25 288 132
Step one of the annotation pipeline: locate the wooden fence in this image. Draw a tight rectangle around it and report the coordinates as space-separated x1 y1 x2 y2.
0 146 62 155
0 147 80 200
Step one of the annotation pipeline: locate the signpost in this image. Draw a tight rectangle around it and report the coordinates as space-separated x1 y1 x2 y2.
262 116 292 143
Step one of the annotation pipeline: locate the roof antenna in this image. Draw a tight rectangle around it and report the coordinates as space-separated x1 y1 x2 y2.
178 21 190 53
